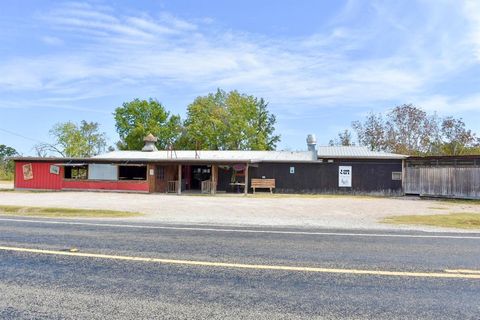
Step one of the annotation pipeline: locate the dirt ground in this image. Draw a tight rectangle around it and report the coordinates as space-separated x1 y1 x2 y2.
0 181 13 190
1 190 479 232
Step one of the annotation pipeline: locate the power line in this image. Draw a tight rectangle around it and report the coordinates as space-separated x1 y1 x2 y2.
0 127 48 144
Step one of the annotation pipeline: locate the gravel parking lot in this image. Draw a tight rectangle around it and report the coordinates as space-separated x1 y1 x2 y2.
1 190 479 232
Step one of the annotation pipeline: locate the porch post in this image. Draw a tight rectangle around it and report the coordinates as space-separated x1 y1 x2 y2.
211 164 218 195
177 164 182 195
244 162 249 196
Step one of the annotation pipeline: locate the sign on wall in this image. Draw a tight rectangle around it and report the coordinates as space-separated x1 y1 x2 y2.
22 163 33 180
290 166 295 174
338 166 352 187
50 165 60 175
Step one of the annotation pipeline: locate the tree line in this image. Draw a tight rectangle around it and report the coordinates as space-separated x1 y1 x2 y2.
34 89 280 157
329 104 480 156
2 100 479 178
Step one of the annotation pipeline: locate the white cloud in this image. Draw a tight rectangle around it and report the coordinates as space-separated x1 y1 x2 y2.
1 0 480 117
463 0 480 60
419 94 480 114
41 36 63 45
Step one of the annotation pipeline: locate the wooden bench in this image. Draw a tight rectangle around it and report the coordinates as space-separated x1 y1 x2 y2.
251 178 275 194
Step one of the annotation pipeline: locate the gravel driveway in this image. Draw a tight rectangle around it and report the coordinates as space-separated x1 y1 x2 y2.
1 190 479 232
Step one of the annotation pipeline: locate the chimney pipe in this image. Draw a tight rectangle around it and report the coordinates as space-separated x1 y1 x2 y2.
306 134 317 160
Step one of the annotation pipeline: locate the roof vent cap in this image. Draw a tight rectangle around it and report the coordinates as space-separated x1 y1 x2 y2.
142 133 158 152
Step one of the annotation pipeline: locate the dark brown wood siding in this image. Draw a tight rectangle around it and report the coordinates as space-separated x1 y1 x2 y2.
218 159 403 195
247 159 403 195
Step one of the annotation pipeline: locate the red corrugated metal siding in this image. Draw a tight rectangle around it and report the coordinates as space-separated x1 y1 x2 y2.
62 180 149 192
15 161 149 192
15 162 63 190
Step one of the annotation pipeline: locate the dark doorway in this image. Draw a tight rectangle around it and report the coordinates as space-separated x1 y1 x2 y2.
189 165 212 190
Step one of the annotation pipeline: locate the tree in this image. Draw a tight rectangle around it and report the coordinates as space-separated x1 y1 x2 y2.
329 129 354 146
182 89 280 150
348 104 479 155
0 145 17 159
352 112 386 151
114 98 181 150
384 104 435 155
0 144 18 180
437 117 477 155
250 98 281 150
35 121 107 157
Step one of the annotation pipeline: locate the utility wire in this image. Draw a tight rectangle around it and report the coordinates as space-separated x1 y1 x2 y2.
0 127 48 144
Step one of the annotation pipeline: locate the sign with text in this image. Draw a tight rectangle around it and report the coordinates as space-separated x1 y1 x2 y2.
338 166 352 187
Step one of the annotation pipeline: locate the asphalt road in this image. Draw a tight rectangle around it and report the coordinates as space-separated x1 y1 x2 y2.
0 217 479 319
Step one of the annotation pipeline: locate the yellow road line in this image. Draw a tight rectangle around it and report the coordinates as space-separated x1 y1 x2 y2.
1 245 479 279
444 269 480 275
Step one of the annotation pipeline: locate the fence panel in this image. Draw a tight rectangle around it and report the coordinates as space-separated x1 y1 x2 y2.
405 166 480 199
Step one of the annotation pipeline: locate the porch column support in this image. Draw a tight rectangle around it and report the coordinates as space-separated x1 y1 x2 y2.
244 162 249 196
211 164 218 195
177 164 182 195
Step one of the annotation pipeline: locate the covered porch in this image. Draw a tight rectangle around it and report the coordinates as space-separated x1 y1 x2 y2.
147 161 253 195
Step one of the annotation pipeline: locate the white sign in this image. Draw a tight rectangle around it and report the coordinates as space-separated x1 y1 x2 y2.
290 166 295 174
338 166 352 187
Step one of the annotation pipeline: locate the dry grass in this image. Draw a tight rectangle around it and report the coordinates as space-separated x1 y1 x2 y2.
0 205 141 218
438 199 480 205
249 193 380 199
382 213 480 229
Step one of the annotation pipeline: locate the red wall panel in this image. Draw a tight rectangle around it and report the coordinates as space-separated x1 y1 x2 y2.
15 162 149 192
62 180 149 192
15 162 63 190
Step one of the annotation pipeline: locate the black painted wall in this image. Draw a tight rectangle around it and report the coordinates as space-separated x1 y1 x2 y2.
243 159 403 195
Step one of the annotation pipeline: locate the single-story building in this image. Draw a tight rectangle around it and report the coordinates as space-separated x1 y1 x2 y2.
12 134 407 195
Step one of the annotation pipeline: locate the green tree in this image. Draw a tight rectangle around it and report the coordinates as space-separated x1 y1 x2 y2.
182 89 280 150
35 121 107 157
114 98 181 150
0 144 18 180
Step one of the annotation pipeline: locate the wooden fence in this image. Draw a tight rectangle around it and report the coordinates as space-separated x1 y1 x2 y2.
167 181 178 193
405 166 480 199
201 180 212 194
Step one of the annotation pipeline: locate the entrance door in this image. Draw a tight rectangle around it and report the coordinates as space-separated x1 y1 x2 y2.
190 165 212 190
155 165 167 193
155 165 177 193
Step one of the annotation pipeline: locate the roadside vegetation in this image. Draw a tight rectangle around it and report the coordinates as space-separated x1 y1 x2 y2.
0 144 17 180
0 205 140 218
383 213 480 229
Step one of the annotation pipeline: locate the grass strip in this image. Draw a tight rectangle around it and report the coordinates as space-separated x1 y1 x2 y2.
382 212 480 229
0 205 140 218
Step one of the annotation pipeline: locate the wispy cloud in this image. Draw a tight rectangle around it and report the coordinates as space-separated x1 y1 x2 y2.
0 0 479 116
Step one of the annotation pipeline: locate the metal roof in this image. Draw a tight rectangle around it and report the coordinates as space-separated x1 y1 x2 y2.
316 146 407 159
11 147 407 163
92 150 315 162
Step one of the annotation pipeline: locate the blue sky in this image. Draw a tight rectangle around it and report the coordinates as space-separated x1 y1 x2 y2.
1 0 480 155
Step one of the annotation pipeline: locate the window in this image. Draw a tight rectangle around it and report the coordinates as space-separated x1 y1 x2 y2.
64 165 88 180
118 165 147 180
157 166 165 180
88 164 118 180
392 172 402 181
